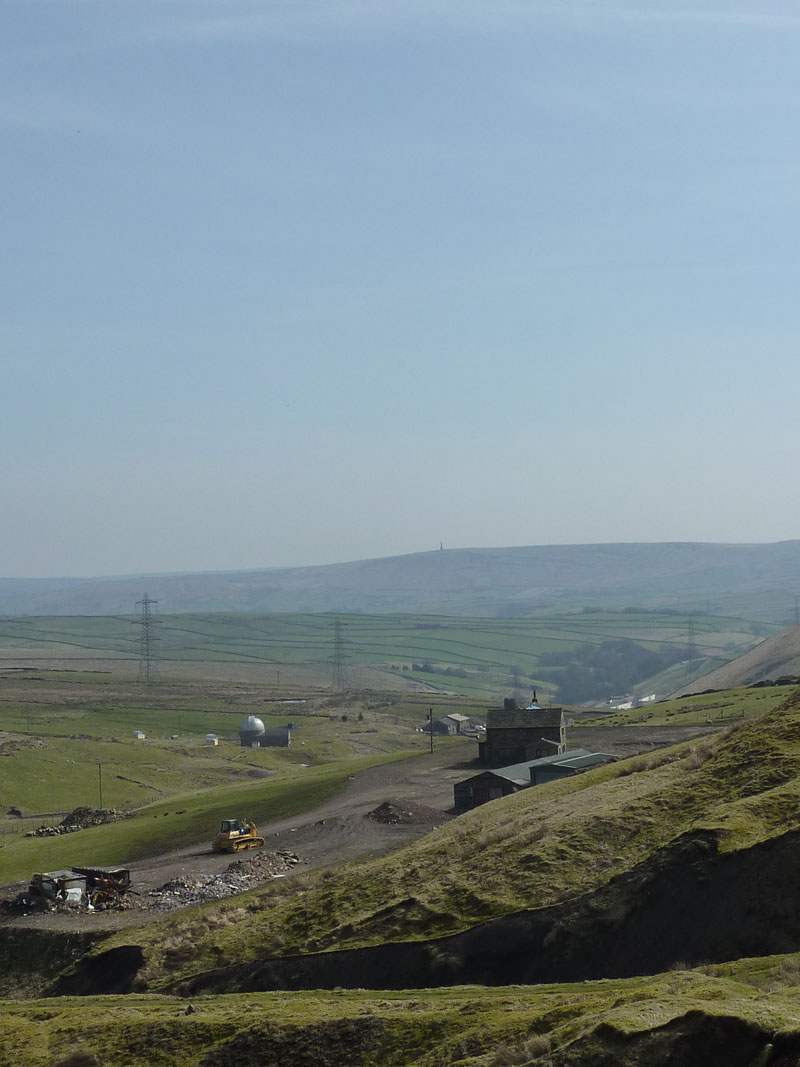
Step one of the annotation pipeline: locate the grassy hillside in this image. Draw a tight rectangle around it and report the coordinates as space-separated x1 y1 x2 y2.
580 683 792 727
4 966 800 1066
101 686 800 992
0 609 773 700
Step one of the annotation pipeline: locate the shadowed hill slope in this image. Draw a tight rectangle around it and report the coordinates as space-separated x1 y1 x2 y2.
6 972 800 1066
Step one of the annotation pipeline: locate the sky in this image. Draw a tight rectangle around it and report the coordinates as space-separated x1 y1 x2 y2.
3 1 800 578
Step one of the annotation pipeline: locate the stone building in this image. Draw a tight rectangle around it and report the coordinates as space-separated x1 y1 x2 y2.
478 700 565 766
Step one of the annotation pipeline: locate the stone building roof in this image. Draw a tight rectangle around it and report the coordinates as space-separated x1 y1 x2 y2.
485 706 563 730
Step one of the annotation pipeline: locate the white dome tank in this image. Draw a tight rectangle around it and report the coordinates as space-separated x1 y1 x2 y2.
240 715 266 735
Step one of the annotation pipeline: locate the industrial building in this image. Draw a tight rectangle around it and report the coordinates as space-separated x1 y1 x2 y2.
453 749 617 811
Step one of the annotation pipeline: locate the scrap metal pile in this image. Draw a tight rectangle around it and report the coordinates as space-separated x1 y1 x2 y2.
1 851 301 918
2 866 132 914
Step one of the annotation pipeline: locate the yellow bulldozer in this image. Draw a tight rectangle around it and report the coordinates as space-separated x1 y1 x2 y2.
213 818 265 854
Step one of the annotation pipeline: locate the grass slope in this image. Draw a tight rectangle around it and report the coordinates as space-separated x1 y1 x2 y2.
110 688 800 990
583 683 791 727
3 965 800 1066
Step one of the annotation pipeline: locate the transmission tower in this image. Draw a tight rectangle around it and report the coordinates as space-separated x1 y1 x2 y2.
136 594 160 683
687 616 698 676
331 618 347 691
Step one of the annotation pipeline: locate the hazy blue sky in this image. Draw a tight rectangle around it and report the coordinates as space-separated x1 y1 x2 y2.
4 1 800 578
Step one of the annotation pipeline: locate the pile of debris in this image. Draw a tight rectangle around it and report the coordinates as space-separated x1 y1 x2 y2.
2 866 132 915
24 806 129 838
366 800 450 826
146 850 300 912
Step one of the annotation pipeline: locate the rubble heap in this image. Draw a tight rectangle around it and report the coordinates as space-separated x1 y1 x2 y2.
366 799 450 826
24 807 130 838
146 850 300 912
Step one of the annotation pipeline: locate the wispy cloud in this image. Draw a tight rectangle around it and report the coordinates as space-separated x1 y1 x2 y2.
8 1 800 59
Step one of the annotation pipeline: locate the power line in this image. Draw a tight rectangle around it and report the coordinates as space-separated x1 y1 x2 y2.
135 594 160 683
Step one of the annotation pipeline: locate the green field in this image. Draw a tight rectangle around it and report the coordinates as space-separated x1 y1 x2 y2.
0 610 775 699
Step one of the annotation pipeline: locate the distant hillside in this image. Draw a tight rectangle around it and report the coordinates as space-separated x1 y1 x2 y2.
670 623 800 696
3 541 800 620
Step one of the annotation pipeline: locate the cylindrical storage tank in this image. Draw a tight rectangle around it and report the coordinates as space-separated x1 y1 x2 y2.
239 715 266 747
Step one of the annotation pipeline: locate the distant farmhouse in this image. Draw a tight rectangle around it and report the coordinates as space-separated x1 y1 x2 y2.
479 697 565 766
454 749 617 811
425 712 472 736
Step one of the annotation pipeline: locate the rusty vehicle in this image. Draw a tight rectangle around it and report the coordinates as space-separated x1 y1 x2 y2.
213 818 264 853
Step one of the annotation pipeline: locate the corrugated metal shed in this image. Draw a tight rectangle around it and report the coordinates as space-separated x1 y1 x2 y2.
453 749 617 810
489 749 598 785
553 752 616 771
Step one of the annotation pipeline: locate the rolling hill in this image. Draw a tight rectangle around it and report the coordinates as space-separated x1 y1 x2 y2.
4 540 800 621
